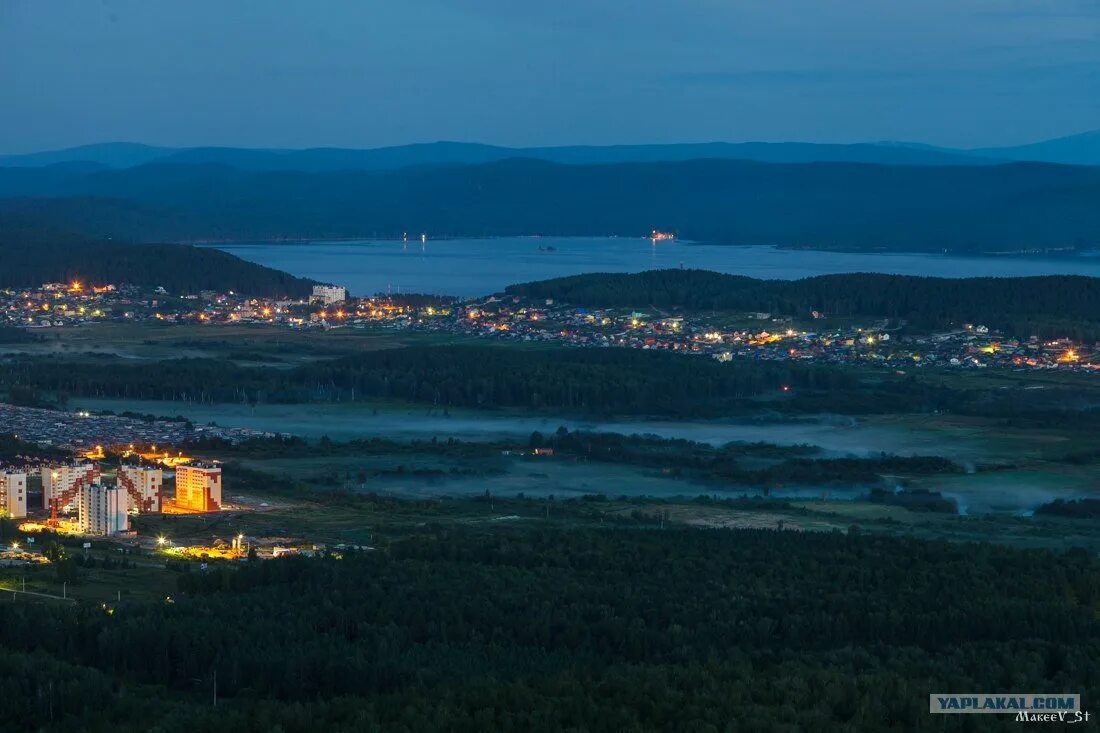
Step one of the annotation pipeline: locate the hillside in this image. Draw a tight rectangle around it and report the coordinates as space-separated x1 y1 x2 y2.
0 158 1098 253
3 130 1097 171
0 219 314 297
4 130 1098 172
973 129 1100 166
505 269 1100 338
0 142 173 169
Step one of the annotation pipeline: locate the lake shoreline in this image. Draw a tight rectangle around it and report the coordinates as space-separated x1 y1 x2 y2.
200 236 1096 260
210 237 1100 298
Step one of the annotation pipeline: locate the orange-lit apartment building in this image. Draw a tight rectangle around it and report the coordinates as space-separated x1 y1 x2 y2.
174 464 222 512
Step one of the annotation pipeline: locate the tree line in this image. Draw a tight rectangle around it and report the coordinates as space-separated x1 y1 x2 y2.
532 427 959 488
8 343 1100 425
0 344 921 418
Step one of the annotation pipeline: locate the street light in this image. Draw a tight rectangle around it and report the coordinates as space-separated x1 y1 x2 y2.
156 536 167 547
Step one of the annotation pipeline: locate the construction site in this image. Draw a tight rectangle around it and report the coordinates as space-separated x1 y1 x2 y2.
2 452 224 538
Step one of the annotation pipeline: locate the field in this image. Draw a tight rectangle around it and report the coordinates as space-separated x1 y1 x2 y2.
0 560 178 605
3 321 473 364
64 392 1100 521
69 396 1083 457
127 487 1100 559
4 437 1100 702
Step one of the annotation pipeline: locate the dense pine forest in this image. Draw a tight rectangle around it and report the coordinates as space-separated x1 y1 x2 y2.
534 427 960 487
506 270 1100 339
0 345 923 417
4 344 1100 426
1035 498 1100 519
1 524 1097 731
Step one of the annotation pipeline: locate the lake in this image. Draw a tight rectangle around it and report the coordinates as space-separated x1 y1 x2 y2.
215 237 1100 297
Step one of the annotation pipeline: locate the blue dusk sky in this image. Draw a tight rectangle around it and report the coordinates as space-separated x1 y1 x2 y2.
1 0 1097 152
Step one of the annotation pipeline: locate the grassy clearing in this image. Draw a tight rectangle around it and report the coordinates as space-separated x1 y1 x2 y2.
120 477 1100 561
4 322 475 364
0 562 178 604
8 486 1086 614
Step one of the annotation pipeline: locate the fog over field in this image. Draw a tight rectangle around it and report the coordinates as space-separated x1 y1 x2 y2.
72 398 1100 515
73 398 976 454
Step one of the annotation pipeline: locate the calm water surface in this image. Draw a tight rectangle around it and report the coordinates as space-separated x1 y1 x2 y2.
216 237 1100 297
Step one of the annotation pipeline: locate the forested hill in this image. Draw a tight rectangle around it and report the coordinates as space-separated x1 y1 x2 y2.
506 270 1100 337
1 523 1098 730
0 219 314 297
1 158 1098 252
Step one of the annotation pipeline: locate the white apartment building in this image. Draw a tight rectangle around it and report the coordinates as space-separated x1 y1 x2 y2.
0 470 27 519
78 483 130 536
311 284 347 305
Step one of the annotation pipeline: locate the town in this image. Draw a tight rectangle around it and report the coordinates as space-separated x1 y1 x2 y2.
0 402 284 451
0 443 333 574
0 405 319 575
2 279 1095 374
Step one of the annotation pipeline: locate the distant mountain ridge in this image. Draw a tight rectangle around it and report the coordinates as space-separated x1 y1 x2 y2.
971 130 1100 166
0 142 175 169
0 157 1096 253
1 129 1098 171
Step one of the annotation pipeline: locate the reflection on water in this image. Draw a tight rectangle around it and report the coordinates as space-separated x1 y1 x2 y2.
214 237 1100 297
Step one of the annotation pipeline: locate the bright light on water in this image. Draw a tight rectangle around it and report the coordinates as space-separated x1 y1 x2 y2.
214 237 1100 298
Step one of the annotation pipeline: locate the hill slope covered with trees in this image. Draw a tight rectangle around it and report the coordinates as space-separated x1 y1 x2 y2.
506 269 1100 338
0 217 314 297
1 158 1098 252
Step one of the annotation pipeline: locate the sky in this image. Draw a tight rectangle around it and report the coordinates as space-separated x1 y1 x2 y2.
1 0 1097 153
